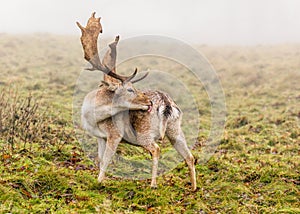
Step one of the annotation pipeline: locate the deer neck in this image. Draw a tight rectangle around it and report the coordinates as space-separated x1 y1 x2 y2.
93 88 128 120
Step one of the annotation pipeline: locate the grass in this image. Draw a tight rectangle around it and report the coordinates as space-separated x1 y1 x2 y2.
0 34 299 213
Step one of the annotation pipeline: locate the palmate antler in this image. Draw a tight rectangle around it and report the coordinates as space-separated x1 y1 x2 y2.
77 12 147 84
102 35 120 84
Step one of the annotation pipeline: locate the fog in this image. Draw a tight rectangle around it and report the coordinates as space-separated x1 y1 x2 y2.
0 0 300 45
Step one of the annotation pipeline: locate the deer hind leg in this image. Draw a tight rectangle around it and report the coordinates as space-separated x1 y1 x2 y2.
142 142 160 188
166 120 197 191
98 135 121 183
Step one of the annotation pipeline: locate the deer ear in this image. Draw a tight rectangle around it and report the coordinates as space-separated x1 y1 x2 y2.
99 81 117 91
100 80 109 86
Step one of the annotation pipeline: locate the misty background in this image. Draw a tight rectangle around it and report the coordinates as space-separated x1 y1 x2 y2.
0 0 300 45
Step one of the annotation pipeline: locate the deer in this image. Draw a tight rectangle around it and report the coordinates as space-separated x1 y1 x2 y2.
77 13 197 191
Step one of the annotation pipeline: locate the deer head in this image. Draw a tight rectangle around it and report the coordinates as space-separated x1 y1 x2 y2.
98 70 151 111
77 12 152 112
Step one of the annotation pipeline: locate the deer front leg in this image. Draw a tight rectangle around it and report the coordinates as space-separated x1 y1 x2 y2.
97 137 106 168
98 136 121 182
143 142 160 188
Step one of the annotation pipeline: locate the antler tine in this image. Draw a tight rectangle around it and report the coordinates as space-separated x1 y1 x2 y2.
131 72 149 84
123 68 138 84
77 12 136 83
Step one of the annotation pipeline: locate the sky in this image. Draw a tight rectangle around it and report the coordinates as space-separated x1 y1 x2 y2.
0 0 299 45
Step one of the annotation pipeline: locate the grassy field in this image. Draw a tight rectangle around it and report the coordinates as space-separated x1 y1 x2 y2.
0 34 299 213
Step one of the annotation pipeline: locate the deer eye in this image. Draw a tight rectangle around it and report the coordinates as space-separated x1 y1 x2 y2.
127 88 134 93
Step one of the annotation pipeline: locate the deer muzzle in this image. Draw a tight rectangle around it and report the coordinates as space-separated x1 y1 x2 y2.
134 92 152 112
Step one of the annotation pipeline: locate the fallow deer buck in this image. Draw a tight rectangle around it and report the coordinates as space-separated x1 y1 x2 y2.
77 13 197 191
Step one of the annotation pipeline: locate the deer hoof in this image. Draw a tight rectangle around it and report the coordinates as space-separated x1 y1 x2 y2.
191 185 197 192
150 182 157 189
97 175 105 183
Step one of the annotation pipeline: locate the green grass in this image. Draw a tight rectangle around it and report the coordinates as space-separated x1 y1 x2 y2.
0 34 299 213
